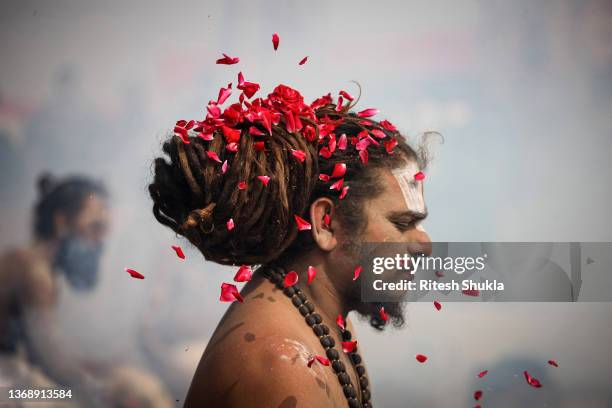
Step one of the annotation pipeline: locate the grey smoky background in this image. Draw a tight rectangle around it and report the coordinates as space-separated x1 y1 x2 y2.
1 0 612 406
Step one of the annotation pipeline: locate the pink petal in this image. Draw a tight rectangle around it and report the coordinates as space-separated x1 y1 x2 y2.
234 265 253 282
319 173 330 182
548 360 559 368
330 178 344 191
433 300 442 311
380 120 397 131
238 181 247 190
207 102 221 118
435 270 445 278
315 355 330 366
284 271 299 287
524 371 542 388
462 289 480 297
221 160 228 174
221 125 241 143
339 186 349 200
237 71 245 87
171 245 185 259
125 268 145 279
379 307 389 322
249 126 265 136
339 90 354 102
353 265 362 281
415 354 427 363
342 341 357 353
226 218 235 231
294 215 312 231
220 282 243 302
291 149 307 163
217 83 232 105
216 53 240 65
357 108 379 118
384 137 398 154
478 370 489 378
298 56 308 65
336 314 346 331
206 151 222 163
307 265 317 284
359 150 369 165
474 390 483 401
414 171 425 181
337 133 348 150
371 129 386 139
272 33 279 50
226 142 239 152
257 175 270 186
323 214 331 227
331 163 346 178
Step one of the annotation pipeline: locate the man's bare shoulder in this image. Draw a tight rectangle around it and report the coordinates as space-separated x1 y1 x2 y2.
0 247 55 306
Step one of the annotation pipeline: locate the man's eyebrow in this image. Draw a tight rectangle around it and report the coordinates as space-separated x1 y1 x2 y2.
386 209 428 220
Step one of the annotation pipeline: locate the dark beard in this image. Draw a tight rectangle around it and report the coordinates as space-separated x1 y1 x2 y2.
340 235 406 331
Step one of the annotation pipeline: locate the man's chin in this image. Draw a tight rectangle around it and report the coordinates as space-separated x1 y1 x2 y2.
354 301 406 331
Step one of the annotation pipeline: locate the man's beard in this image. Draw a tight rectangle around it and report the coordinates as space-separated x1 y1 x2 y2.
340 235 406 331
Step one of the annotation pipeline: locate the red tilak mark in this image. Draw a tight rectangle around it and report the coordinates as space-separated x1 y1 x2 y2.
548 360 559 368
414 171 425 181
294 215 311 231
226 218 235 231
415 354 428 363
307 266 317 284
238 181 247 190
336 314 345 331
257 175 270 186
125 268 144 279
342 341 357 353
331 163 346 178
379 307 389 322
206 151 222 163
221 160 228 174
353 265 362 281
357 108 379 118
220 283 243 303
217 83 232 104
524 371 542 388
291 149 306 163
462 289 480 297
298 56 308 65
474 390 483 401
339 186 349 200
284 271 299 287
234 265 252 282
433 301 442 311
478 370 489 378
272 33 279 50
171 245 185 259
221 125 241 143
216 53 239 65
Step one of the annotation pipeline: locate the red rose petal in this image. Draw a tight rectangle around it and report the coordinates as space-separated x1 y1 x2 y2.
315 355 329 366
336 314 345 331
221 125 241 143
238 181 247 190
357 108 379 118
433 300 442 311
342 341 357 353
337 133 348 150
216 53 240 65
272 33 279 50
359 150 369 165
548 360 559 368
474 390 483 401
323 214 331 227
171 245 185 259
415 354 427 363
217 83 232 105
226 218 235 231
478 370 489 378
220 282 243 302
254 141 266 151
384 137 398 154
339 186 349 200
125 268 145 280
379 306 389 322
524 370 542 388
249 126 265 136
319 173 330 182
339 90 354 102
225 142 239 152
370 129 386 139
462 289 480 297
284 271 299 287
298 56 308 65
291 149 306 163
331 163 346 178
221 160 228 174
234 265 252 282
330 178 344 191
257 175 270 186
380 120 397 131
353 265 362 281
307 265 317 284
414 171 425 181
294 214 312 231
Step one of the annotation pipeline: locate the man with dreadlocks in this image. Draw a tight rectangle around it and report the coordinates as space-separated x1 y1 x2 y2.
149 80 432 407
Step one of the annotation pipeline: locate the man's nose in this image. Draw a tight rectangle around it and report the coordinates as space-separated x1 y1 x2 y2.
406 230 432 257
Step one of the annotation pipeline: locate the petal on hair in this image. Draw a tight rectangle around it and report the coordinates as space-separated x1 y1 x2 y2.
226 142 239 152
371 129 386 139
336 314 345 331
339 90 354 102
384 137 398 154
319 174 330 182
272 33 279 50
330 178 344 191
217 83 232 105
359 150 369 165
307 265 317 284
294 215 311 231
379 306 389 322
331 163 346 178
357 108 379 118
220 282 243 302
239 81 260 99
226 218 235 231
221 160 228 174
415 354 427 363
254 141 266 151
323 214 331 227
462 289 480 297
284 271 299 287
356 138 370 151
524 371 542 388
414 171 425 181
174 126 190 144
339 186 349 200
206 151 222 163
298 56 308 65
171 245 185 260
335 96 344 112
548 360 559 368
337 133 347 150
238 181 247 190
474 390 483 401
380 119 397 131
342 341 357 353
216 53 240 65
125 268 145 279
234 265 253 282
198 131 214 141
249 126 265 136
358 119 374 126
257 175 270 186
353 265 362 281
433 300 442 311
207 102 221 118
478 370 489 378
221 125 241 143
291 149 306 163
315 355 330 366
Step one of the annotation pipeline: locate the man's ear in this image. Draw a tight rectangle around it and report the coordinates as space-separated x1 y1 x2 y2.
309 197 337 252
53 212 68 239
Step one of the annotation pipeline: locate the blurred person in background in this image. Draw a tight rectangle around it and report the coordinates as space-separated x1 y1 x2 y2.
0 173 172 408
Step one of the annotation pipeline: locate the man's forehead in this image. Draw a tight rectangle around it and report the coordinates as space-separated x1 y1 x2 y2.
388 161 426 214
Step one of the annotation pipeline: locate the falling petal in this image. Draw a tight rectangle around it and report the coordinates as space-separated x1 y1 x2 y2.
524 371 542 388
462 289 480 297
234 265 253 282
435 270 445 278
319 174 330 182
257 175 270 186
238 181 247 190
299 56 308 65
339 90 354 102
433 300 442 311
272 33 279 50
414 171 425 181
339 186 349 200
336 314 345 330
415 354 427 363
217 83 232 105
379 307 389 322
323 214 331 227
125 268 145 279
342 341 357 353
284 271 299 287
291 149 307 163
227 218 235 231
331 163 346 178
337 133 348 150
330 178 344 191
548 360 559 368
221 160 228 174
294 214 312 231
474 390 483 401
171 245 185 260
353 265 362 281
478 370 489 378
307 265 317 284
220 282 243 302
216 53 240 65
357 108 379 118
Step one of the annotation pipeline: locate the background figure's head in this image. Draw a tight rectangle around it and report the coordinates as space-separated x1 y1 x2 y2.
149 85 432 329
33 172 110 290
